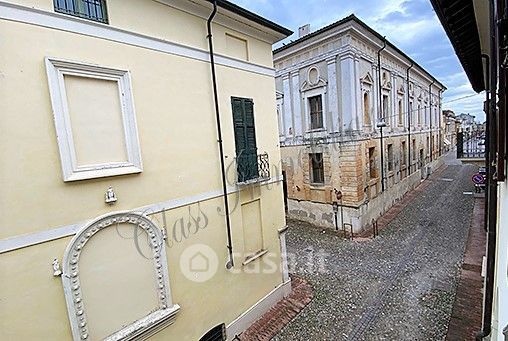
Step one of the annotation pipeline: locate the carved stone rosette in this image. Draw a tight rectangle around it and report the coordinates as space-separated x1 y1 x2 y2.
61 211 180 341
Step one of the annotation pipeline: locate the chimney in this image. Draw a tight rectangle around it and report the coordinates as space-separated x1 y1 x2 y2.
298 24 310 38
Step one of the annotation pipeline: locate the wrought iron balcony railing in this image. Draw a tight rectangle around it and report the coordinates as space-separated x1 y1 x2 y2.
457 130 486 159
236 152 270 185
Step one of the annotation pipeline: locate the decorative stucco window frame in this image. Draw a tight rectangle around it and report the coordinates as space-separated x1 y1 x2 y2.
45 57 142 182
301 67 328 135
397 85 405 127
361 72 374 127
61 211 180 341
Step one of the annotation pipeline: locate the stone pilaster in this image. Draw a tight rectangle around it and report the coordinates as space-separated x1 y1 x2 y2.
339 53 358 131
282 73 292 136
291 71 302 136
326 57 339 133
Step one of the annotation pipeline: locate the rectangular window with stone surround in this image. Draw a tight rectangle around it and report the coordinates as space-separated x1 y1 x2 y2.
382 95 389 125
398 100 403 125
369 147 376 179
387 144 394 171
309 95 323 130
401 141 407 166
309 153 324 184
45 57 142 182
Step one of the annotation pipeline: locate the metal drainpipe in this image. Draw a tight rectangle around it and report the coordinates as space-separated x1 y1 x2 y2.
482 53 490 234
429 80 435 163
436 90 443 156
406 62 414 171
476 1 498 338
207 0 234 269
377 37 387 192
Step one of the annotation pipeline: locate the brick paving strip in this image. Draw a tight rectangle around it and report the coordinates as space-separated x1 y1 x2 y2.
445 197 485 340
236 276 313 341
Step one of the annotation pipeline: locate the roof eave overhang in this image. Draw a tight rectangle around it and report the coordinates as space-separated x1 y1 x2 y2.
430 0 485 92
210 0 293 42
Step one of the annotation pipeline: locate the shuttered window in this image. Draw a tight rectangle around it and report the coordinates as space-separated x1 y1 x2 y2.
231 97 258 183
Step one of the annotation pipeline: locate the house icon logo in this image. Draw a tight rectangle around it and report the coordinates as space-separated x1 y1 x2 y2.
180 244 218 282
189 252 209 272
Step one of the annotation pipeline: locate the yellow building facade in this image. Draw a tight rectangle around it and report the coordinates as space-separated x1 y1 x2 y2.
0 0 292 339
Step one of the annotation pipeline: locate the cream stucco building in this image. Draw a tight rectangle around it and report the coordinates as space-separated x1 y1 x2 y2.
0 0 292 340
273 15 446 232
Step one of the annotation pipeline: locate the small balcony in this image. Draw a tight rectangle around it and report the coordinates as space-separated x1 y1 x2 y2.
236 152 271 185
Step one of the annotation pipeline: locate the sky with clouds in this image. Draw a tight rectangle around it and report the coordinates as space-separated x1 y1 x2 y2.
231 0 486 122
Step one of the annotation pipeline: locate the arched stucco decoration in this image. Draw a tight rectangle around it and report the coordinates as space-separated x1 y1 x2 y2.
301 66 327 92
61 211 180 341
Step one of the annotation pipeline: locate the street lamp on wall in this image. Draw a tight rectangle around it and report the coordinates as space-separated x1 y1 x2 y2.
377 119 387 192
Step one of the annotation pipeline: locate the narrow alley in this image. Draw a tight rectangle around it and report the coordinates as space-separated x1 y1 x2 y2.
274 157 483 340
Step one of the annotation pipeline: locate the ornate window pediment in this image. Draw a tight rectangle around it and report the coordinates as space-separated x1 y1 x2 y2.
397 84 405 95
361 72 374 85
301 66 327 92
382 79 392 90
61 212 180 341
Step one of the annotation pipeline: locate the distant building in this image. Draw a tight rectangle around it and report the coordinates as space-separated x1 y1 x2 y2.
456 113 477 131
443 110 459 150
273 15 446 232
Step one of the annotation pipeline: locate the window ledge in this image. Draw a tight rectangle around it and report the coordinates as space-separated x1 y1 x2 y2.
242 249 268 266
237 175 270 186
104 305 180 341
309 183 325 188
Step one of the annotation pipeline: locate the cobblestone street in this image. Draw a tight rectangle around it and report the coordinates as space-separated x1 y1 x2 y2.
274 159 480 340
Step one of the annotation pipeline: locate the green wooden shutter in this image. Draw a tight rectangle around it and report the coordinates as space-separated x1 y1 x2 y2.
231 97 258 182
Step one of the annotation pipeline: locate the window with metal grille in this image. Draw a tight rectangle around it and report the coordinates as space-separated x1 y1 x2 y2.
199 324 226 341
54 0 108 23
309 95 323 130
309 153 324 184
231 97 258 183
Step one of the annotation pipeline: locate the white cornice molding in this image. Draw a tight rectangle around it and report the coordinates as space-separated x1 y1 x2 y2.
153 0 287 44
0 176 283 253
0 1 275 77
274 21 444 90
